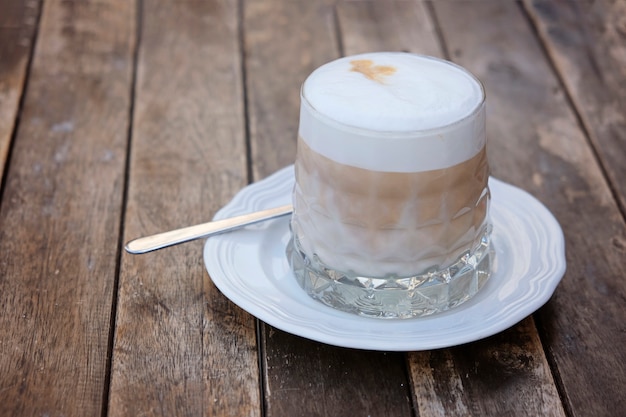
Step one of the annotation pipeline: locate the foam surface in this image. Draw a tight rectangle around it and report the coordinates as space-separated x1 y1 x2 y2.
299 52 486 172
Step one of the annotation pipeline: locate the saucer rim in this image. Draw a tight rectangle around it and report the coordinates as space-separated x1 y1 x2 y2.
203 165 566 351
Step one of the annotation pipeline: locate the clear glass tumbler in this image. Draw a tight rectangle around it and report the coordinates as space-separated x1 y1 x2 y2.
287 52 492 318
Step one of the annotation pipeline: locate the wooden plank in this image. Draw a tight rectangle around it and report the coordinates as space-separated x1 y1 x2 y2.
108 1 259 416
409 319 563 416
263 329 413 416
432 1 626 416
0 0 134 415
338 1 565 415
0 0 40 183
245 0 339 179
523 0 626 213
337 0 440 57
244 1 414 415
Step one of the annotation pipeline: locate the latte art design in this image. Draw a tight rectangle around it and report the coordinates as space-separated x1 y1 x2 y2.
349 59 397 83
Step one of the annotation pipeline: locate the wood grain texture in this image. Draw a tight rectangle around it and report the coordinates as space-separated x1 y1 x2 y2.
432 1 626 416
0 0 134 415
409 319 563 416
244 1 414 415
337 0 440 57
337 2 565 415
0 0 40 183
263 327 413 416
523 0 626 214
109 1 260 416
0 0 624 415
244 0 339 180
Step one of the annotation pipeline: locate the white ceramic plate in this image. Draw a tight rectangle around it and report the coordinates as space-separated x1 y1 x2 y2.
204 166 566 351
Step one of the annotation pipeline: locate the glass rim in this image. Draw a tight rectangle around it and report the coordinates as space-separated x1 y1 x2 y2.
300 53 487 139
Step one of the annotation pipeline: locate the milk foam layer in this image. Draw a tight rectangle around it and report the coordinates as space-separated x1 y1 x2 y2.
300 52 485 172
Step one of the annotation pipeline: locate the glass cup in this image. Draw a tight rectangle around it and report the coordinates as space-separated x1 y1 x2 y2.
286 52 492 318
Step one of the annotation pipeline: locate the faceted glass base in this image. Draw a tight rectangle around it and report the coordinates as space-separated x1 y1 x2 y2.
287 230 493 319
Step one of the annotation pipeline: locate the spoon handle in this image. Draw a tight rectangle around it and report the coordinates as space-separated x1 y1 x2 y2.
125 204 293 254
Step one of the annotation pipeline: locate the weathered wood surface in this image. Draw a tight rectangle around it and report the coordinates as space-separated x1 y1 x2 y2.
0 0 40 182
244 0 338 180
1 0 624 416
110 1 259 416
337 0 441 57
0 0 134 415
338 1 565 415
524 0 626 214
434 1 626 416
244 1 414 415
519 0 626 414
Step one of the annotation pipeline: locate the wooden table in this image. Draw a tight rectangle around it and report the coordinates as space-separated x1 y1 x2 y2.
1 1 624 416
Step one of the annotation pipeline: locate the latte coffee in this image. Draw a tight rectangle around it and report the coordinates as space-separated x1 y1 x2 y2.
287 52 492 318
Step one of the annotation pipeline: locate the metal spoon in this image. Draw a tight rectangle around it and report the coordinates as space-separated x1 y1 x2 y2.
124 205 293 254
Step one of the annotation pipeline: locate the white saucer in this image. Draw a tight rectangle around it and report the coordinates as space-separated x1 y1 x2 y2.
203 166 566 351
